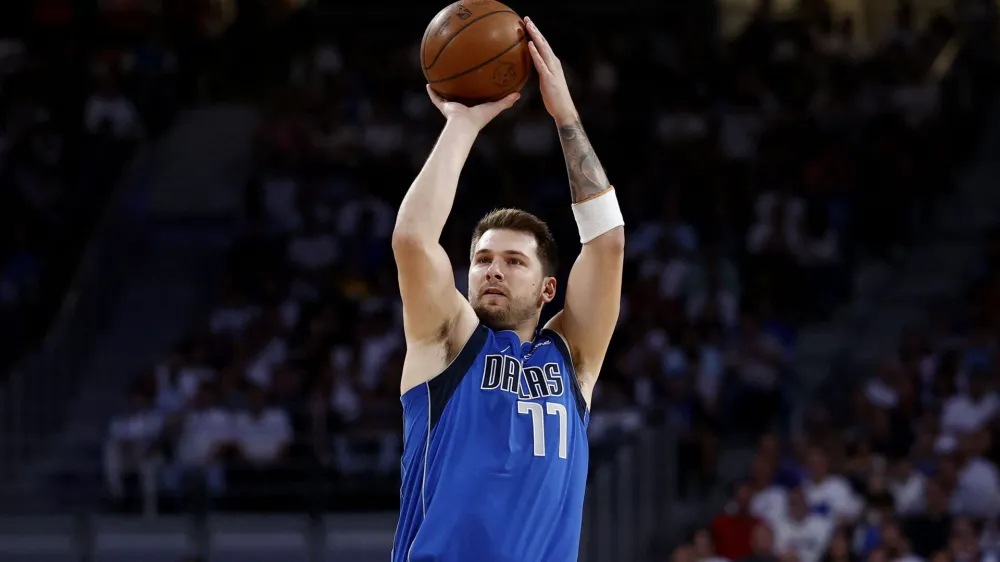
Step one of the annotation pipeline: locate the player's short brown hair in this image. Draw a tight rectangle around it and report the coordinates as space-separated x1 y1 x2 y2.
470 208 558 277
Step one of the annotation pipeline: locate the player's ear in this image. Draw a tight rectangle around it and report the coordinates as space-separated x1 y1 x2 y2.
539 276 557 304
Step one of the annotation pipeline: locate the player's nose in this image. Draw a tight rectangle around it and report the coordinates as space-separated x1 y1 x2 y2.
485 260 504 279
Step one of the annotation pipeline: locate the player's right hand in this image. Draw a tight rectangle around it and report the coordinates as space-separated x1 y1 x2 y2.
426 85 520 131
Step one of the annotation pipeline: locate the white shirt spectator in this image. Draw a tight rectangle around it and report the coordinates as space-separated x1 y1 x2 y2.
362 120 404 157
337 197 394 238
955 457 1000 518
108 409 163 448
797 229 839 266
864 377 899 410
287 231 339 271
773 513 834 562
747 218 803 256
805 475 863 521
209 303 260 336
176 408 232 466
155 363 214 412
233 408 293 463
891 470 927 516
330 378 362 423
84 90 141 138
751 484 789 525
628 221 699 258
697 345 725 406
755 191 805 233
359 331 402 389
719 110 767 161
656 111 709 144
262 175 301 232
511 113 556 156
941 393 999 435
245 337 288 389
686 288 739 329
639 254 689 299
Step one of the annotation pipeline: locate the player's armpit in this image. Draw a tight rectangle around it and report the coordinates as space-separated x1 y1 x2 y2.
544 226 625 394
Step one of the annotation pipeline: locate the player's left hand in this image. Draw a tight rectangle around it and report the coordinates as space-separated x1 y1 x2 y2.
524 17 579 126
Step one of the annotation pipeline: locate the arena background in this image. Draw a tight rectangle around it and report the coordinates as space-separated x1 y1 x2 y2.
0 0 998 561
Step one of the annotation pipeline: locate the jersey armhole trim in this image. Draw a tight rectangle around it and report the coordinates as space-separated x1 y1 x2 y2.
425 324 488 428
540 328 589 421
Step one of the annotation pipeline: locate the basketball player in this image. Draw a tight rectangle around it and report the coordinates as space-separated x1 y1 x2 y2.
391 18 624 562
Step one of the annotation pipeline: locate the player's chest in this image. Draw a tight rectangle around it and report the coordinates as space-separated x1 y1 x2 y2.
476 350 570 403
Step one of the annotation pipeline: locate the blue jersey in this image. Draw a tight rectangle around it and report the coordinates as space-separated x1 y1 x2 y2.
393 324 590 562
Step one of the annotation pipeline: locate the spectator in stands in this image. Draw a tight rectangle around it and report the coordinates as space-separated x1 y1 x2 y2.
163 383 231 504
231 385 292 471
712 481 763 560
693 528 730 562
742 522 780 562
940 366 999 436
803 446 863 523
724 313 788 436
819 528 854 562
103 382 163 506
772 487 835 562
83 73 143 141
749 454 788 525
902 478 951 557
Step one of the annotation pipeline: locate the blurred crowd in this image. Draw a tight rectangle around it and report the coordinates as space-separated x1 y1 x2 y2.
99 0 992 518
0 17 181 372
677 189 1000 561
666 5 1000 562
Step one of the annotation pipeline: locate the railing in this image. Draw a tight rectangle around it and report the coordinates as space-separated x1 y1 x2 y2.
580 426 678 562
0 147 152 481
0 423 677 561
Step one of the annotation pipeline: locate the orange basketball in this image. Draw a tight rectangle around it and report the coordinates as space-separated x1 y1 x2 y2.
420 1 531 105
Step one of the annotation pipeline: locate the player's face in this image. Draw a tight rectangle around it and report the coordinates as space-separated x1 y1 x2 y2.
469 229 556 332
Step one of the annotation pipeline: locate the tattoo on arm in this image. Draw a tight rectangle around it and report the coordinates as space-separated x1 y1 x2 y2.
557 121 611 203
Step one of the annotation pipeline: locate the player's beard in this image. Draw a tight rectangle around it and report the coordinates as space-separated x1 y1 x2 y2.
470 290 540 332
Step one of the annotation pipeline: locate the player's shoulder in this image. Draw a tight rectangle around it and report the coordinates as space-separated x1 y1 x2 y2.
535 327 571 355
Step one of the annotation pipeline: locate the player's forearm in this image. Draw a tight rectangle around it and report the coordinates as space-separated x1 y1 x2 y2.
393 119 479 244
556 120 611 204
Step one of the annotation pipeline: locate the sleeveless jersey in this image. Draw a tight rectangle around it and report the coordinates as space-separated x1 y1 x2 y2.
393 324 590 562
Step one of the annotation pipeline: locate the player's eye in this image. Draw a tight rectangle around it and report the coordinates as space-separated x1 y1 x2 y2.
477 257 491 264
507 258 523 266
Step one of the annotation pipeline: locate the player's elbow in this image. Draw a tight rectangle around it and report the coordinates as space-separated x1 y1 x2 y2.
391 226 432 254
587 226 625 255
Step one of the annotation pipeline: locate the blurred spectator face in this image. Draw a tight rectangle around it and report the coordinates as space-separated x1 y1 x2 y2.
468 228 555 332
866 547 887 562
806 448 829 481
969 370 990 398
787 487 808 520
950 517 978 559
751 521 774 555
928 552 949 562
672 544 696 562
736 482 754 511
247 385 266 413
129 389 150 412
750 455 775 488
880 521 903 550
757 433 780 462
827 529 850 559
936 458 958 489
692 529 715 558
194 384 217 410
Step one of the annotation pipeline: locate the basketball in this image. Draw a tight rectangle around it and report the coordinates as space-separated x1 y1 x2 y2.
421 1 531 105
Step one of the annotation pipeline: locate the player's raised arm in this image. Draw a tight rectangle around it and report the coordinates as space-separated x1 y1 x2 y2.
526 18 626 402
392 86 520 392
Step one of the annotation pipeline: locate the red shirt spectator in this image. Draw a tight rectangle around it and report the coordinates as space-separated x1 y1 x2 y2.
711 481 763 559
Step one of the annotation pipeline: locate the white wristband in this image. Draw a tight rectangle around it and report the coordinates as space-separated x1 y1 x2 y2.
572 187 625 244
